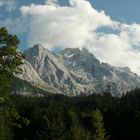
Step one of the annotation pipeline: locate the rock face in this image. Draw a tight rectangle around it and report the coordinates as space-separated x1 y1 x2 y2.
16 59 61 94
20 44 140 96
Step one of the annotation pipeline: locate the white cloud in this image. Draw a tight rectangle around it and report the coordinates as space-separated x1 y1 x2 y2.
0 0 17 11
0 1 4 6
20 0 118 49
45 0 58 6
86 23 140 75
2 0 140 75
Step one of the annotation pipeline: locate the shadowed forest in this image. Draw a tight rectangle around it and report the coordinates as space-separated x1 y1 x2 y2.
11 90 140 140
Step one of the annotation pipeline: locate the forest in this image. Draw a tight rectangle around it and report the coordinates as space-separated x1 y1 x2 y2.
11 90 140 140
1 27 140 140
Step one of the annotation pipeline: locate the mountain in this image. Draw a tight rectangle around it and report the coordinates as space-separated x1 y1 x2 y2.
58 47 140 96
14 59 61 95
16 43 140 96
12 76 52 97
24 44 88 96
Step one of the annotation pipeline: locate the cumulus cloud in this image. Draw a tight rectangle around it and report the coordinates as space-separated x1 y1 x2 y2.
2 0 140 75
20 0 118 49
0 0 17 11
45 0 58 5
85 22 140 74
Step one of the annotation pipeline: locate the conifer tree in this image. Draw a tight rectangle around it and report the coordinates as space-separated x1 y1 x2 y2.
92 109 109 140
68 110 91 140
0 27 23 140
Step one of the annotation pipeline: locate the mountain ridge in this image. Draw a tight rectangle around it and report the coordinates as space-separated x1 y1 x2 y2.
16 44 140 96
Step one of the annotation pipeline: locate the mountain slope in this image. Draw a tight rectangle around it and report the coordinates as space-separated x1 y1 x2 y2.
15 59 61 95
12 77 51 96
59 47 140 95
24 44 89 96
22 44 140 96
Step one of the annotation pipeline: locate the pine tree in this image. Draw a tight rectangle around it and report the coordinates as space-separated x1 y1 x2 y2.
92 109 109 140
68 110 91 140
0 27 23 140
38 105 66 140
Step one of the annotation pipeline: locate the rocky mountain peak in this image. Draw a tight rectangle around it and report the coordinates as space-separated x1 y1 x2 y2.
60 48 80 59
34 43 44 48
81 47 89 53
27 43 53 57
60 47 99 63
18 44 140 96
30 43 46 53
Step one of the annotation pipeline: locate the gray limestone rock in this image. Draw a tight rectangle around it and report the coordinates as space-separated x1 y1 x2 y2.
19 44 140 96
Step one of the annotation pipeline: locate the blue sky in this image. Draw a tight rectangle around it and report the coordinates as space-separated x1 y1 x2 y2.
1 0 140 75
93 0 140 23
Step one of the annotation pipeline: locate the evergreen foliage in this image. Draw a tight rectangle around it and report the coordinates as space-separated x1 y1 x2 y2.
11 89 140 140
92 109 109 140
0 27 23 140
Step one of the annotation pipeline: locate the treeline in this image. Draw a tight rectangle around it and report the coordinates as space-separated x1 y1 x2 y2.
11 89 140 140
